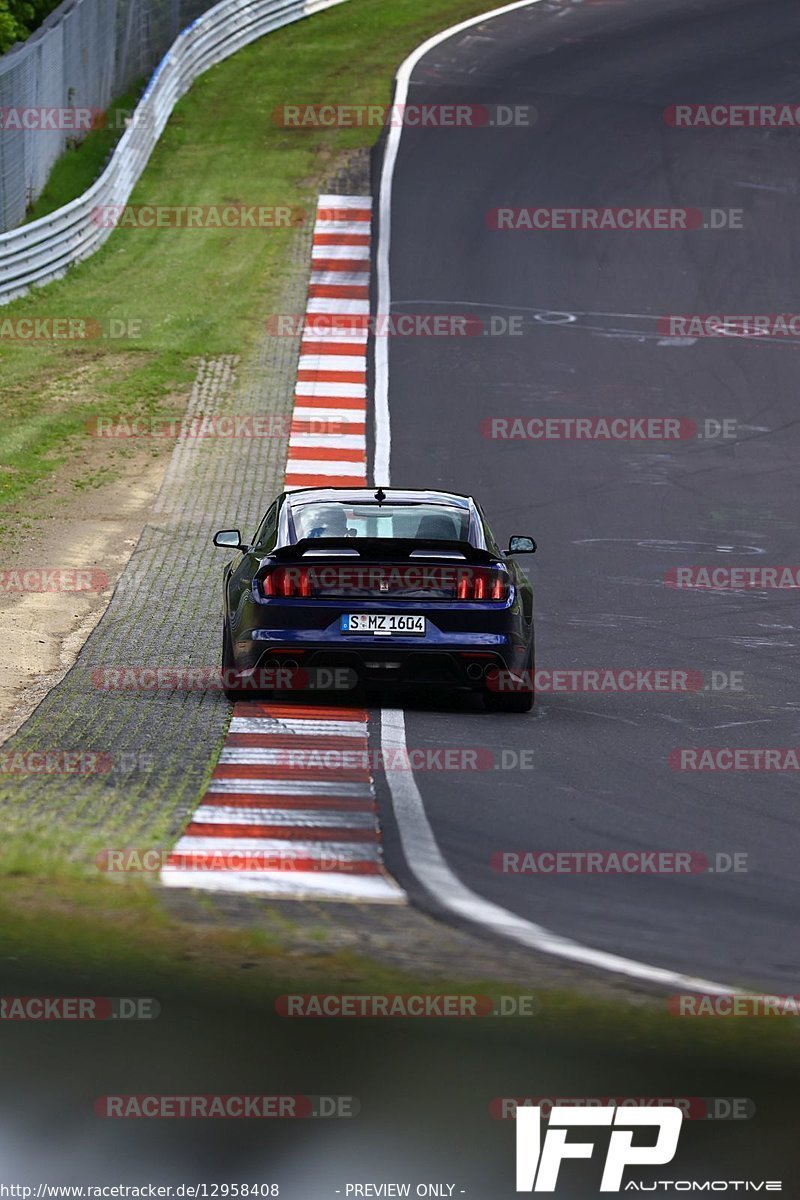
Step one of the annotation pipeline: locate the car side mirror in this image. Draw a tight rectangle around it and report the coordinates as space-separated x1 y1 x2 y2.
507 535 536 555
213 529 243 550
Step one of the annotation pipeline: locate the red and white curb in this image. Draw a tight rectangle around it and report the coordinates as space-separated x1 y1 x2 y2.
286 194 370 490
162 196 405 903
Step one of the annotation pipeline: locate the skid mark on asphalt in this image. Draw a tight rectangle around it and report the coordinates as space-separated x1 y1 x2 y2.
162 195 405 902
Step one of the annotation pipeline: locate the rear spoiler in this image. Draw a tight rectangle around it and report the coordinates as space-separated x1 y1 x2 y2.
269 537 500 565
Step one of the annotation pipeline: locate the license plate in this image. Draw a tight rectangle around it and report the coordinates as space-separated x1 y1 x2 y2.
341 614 426 636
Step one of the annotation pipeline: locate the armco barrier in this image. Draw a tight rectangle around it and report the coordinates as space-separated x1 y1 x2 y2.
0 0 348 304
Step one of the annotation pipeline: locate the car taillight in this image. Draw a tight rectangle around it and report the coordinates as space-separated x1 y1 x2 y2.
456 568 509 602
259 566 312 598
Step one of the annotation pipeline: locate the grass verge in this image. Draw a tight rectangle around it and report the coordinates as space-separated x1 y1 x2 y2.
0 875 798 1079
0 0 494 507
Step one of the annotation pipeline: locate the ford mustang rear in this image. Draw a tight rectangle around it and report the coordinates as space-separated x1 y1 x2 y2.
214 487 536 711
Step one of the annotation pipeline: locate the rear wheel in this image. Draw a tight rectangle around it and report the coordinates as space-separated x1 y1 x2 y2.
483 649 534 713
222 621 249 703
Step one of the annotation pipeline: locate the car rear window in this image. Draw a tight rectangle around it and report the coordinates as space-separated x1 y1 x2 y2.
291 503 470 542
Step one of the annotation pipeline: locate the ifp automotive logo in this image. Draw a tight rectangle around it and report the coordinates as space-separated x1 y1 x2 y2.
515 1105 682 1192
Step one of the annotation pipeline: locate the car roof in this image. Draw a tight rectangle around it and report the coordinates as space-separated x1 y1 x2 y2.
285 487 473 509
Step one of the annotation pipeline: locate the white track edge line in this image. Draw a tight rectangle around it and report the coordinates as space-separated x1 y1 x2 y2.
380 710 740 994
373 0 743 996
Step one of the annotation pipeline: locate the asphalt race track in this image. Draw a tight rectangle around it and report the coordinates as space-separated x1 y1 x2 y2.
371 0 800 992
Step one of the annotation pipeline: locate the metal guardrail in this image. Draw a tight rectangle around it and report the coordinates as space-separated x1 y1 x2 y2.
0 0 348 304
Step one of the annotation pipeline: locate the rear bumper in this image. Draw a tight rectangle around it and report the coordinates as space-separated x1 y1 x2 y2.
229 600 532 689
262 646 511 689
234 641 532 692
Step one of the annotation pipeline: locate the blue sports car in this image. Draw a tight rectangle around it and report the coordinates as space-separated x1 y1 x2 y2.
214 487 536 711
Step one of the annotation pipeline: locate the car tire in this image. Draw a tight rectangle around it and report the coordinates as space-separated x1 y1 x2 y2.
483 649 534 713
222 620 248 703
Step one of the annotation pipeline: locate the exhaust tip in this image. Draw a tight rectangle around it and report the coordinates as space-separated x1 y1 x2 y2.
466 662 484 681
